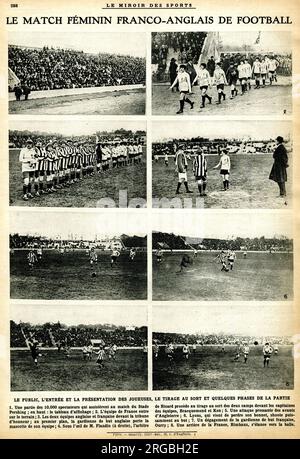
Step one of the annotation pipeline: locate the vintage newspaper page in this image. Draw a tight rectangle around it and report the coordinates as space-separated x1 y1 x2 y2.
0 0 299 440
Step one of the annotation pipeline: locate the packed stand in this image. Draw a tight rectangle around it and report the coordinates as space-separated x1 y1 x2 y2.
9 45 146 92
10 320 147 348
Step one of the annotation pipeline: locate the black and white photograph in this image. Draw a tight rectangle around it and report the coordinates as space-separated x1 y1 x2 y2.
10 210 147 300
10 303 148 391
152 211 293 301
153 303 294 390
9 120 146 207
152 120 292 209
8 32 146 115
152 31 291 115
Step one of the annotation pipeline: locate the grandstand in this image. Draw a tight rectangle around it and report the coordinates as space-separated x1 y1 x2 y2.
8 45 146 92
152 232 293 252
10 320 147 348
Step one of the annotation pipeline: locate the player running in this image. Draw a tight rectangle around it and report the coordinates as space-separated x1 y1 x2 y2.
227 250 236 271
89 247 98 266
27 249 38 269
182 344 190 360
242 342 250 363
178 253 193 273
233 344 241 361
155 249 163 264
263 342 274 367
165 343 175 364
36 246 43 261
153 343 159 360
28 339 41 366
129 248 136 261
95 347 106 370
110 249 121 268
214 250 229 272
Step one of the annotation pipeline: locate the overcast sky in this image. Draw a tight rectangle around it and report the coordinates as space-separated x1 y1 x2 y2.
152 120 291 143
11 304 146 327
153 303 294 337
9 32 146 57
10 120 146 137
153 211 292 239
10 210 147 239
219 31 291 53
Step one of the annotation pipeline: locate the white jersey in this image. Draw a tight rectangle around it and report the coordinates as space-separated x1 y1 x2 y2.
197 68 211 86
260 61 268 74
237 64 247 79
19 147 37 172
217 154 231 171
252 61 261 74
244 63 252 78
174 71 191 92
268 59 278 71
213 68 227 85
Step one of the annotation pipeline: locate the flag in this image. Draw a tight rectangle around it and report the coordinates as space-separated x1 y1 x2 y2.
8 67 20 89
254 31 261 44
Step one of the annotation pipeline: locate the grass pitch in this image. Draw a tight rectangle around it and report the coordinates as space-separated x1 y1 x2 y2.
9 149 146 207
152 81 291 116
152 251 293 301
152 154 292 209
11 348 147 391
9 88 146 115
153 345 293 390
10 250 147 300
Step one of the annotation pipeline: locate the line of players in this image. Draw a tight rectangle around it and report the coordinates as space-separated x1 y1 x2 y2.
153 342 278 367
18 137 143 201
169 56 279 114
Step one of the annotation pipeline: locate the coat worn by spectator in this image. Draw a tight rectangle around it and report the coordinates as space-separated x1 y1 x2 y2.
269 139 289 197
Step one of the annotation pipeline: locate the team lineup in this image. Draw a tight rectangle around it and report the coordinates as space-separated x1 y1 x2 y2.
13 133 145 203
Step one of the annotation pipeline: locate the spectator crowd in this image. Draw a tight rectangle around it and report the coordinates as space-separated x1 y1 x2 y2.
10 320 147 348
153 332 292 346
9 45 146 92
10 234 146 250
152 138 282 158
152 32 207 81
152 232 293 252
